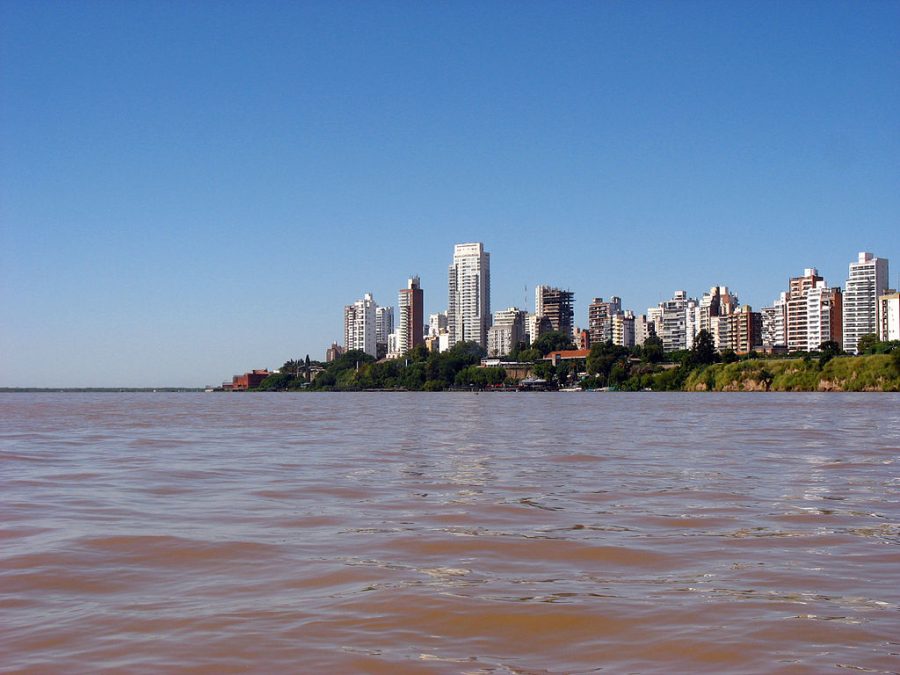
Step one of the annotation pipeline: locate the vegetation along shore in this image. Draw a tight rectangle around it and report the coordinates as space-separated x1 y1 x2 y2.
245 330 900 393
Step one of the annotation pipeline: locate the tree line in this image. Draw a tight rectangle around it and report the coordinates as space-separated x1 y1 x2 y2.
251 330 899 392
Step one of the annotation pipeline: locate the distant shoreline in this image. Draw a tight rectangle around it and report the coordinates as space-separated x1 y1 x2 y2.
0 388 204 393
3 387 899 394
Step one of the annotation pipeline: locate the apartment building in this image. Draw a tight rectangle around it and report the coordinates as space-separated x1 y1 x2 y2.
535 285 575 338
843 252 890 353
344 292 377 357
448 243 491 348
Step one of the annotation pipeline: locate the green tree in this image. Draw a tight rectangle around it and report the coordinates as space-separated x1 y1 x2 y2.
308 350 375 389
508 341 529 361
856 333 880 355
586 340 629 384
641 335 664 363
404 344 430 363
400 362 427 390
818 340 842 367
688 330 718 367
531 361 555 380
448 340 487 361
720 349 738 364
609 361 628 386
281 359 303 378
516 347 542 363
255 372 293 391
532 331 576 356
454 366 506 388
879 340 900 354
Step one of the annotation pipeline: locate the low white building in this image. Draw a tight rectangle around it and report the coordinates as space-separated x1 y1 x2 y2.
487 307 527 357
438 332 451 353
386 331 400 359
428 312 448 337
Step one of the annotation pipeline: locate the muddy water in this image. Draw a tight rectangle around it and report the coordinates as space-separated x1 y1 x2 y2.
1 392 899 673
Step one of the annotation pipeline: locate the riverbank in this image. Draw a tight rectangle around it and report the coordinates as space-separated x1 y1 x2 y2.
683 353 900 392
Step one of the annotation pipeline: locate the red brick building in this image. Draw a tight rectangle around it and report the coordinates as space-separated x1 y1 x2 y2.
229 369 270 391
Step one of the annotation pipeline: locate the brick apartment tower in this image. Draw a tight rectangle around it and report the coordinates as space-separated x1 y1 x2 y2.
398 276 424 354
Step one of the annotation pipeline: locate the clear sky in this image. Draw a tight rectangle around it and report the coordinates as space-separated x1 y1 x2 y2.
1 1 898 387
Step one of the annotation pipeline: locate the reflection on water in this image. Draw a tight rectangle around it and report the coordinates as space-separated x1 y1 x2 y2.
1 392 899 673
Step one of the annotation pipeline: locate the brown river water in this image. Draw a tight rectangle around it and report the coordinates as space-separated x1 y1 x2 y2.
1 392 899 673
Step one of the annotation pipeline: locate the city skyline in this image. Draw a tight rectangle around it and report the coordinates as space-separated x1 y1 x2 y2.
2 2 898 386
339 244 890 356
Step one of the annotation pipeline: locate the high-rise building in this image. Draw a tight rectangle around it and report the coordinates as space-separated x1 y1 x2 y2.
843 252 890 354
805 284 842 350
697 286 739 351
781 268 842 352
535 285 575 338
326 342 344 363
786 268 823 351
646 306 664 341
398 276 424 355
611 310 635 348
487 307 526 357
761 292 788 350
658 291 697 352
685 297 700 350
634 314 654 346
588 297 621 345
878 291 900 342
525 313 552 344
448 243 491 348
344 293 377 357
375 306 394 359
728 306 763 354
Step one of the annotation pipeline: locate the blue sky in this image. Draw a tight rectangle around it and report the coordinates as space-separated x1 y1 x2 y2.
1 1 898 387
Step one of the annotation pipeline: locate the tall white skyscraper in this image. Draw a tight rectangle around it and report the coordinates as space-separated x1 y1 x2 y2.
448 243 491 348
843 252 889 354
344 293 377 358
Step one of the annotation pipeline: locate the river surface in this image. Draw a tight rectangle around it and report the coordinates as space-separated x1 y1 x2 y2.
1 392 899 673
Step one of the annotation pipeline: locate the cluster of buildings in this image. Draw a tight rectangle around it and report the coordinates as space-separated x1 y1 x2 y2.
331 245 898 363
